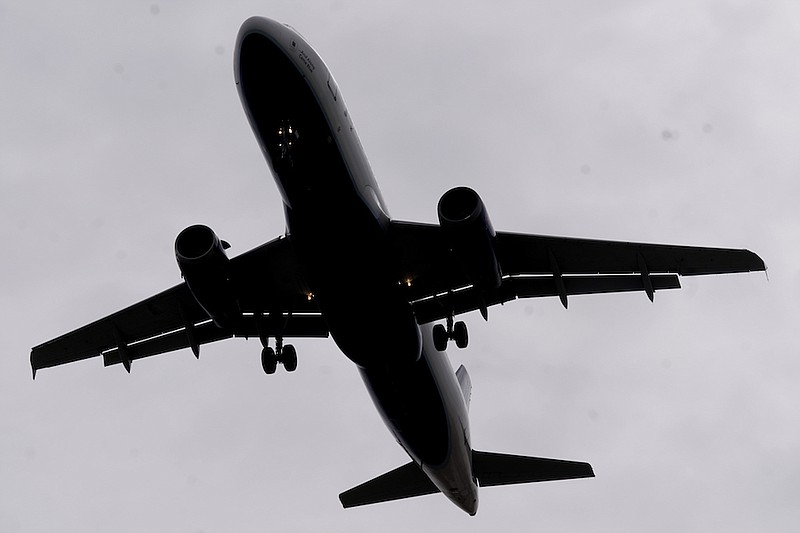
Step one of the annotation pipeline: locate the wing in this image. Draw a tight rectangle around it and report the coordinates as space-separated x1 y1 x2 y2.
390 221 766 323
30 235 327 377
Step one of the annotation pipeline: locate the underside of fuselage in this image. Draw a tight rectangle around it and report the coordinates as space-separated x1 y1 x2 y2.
360 323 478 514
235 17 478 514
237 28 341 207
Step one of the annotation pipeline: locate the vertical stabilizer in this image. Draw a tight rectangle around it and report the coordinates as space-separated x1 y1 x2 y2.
455 364 472 410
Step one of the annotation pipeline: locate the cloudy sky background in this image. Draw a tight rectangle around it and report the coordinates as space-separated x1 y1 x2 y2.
2 1 798 531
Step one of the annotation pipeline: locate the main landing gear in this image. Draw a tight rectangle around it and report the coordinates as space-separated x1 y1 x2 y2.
432 315 468 352
256 311 298 375
261 336 298 375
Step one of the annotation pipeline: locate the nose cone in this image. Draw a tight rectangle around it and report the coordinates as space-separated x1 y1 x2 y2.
234 17 280 87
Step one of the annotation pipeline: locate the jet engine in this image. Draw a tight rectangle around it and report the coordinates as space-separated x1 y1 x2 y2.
437 187 502 290
175 224 240 328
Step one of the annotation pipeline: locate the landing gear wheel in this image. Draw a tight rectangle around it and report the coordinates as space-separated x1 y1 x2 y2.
261 347 277 375
282 344 297 372
433 324 448 352
453 321 469 349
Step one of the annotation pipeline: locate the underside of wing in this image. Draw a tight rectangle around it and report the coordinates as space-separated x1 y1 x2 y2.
31 283 205 375
390 220 765 323
495 231 766 277
31 235 327 377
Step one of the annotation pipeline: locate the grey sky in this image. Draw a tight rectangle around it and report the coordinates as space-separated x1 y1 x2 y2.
2 1 798 531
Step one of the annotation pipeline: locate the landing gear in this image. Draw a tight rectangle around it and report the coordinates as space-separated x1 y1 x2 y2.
453 321 468 349
260 339 298 375
276 120 299 166
256 310 299 375
433 316 469 351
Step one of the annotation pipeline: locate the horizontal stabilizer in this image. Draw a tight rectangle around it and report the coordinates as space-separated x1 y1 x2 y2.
473 450 594 486
339 461 438 508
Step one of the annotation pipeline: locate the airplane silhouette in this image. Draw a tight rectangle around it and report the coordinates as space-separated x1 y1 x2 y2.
31 17 765 515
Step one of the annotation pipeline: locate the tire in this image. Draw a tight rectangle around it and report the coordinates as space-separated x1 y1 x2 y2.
433 324 448 352
261 347 277 374
454 321 468 349
282 344 298 372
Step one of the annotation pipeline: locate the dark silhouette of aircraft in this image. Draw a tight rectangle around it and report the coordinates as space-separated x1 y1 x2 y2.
30 17 766 515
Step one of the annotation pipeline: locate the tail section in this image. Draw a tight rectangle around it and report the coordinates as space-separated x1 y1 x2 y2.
339 451 593 510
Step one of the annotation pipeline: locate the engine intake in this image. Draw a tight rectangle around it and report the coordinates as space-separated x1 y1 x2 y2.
175 224 240 328
437 187 502 290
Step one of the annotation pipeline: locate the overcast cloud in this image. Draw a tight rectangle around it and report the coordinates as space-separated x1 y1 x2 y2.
2 1 798 531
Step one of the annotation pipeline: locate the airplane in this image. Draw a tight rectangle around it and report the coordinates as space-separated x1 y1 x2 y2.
30 17 766 516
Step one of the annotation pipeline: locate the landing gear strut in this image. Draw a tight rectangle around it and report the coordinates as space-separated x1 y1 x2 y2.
432 315 468 352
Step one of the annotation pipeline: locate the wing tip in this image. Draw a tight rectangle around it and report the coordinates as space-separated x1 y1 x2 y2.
743 249 767 272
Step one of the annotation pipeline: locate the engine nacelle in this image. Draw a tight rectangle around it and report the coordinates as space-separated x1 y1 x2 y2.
437 187 502 290
175 224 240 328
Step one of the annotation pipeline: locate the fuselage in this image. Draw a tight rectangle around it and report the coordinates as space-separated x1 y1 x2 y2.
234 17 478 514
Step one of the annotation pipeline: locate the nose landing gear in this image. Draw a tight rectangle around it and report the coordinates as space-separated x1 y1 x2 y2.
432 315 468 352
276 120 299 164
